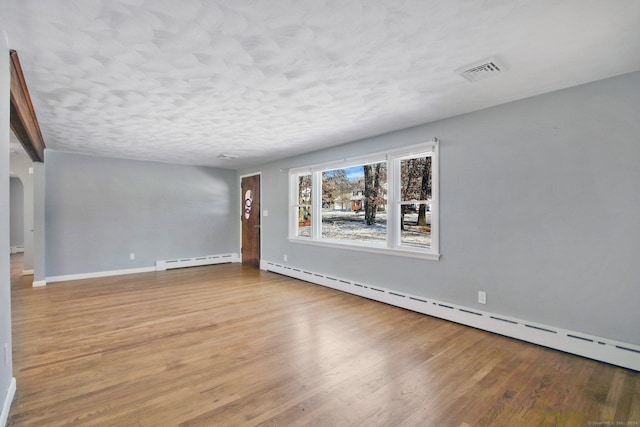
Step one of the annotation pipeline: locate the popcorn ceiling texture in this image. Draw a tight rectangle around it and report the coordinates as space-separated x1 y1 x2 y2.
2 0 640 167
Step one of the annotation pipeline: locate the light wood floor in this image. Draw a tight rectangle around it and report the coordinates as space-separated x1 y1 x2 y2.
7 254 640 426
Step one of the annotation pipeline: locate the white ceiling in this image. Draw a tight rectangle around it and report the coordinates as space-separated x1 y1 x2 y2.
2 0 640 168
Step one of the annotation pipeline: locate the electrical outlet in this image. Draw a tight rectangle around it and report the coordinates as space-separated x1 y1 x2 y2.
284 254 288 262
130 253 135 260
478 291 487 305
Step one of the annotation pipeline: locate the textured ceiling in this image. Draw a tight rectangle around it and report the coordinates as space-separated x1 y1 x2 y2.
2 0 640 168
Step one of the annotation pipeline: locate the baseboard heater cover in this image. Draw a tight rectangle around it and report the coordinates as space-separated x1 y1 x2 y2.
46 253 241 285
156 253 240 271
262 260 640 371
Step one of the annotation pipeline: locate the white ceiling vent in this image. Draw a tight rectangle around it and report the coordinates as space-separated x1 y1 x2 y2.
217 153 239 160
456 58 505 82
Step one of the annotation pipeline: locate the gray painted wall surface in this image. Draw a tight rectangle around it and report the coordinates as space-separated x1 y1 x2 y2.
242 71 640 346
33 162 46 284
45 151 239 277
9 178 24 247
9 152 34 271
1 21 15 412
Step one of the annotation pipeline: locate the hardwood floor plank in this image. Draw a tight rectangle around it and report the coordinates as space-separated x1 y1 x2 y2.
7 254 640 426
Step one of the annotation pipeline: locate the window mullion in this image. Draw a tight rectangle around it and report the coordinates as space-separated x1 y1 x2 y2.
312 170 322 240
387 156 398 249
290 174 298 238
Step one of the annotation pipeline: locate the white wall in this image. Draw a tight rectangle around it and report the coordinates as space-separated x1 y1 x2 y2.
242 70 640 346
45 151 239 278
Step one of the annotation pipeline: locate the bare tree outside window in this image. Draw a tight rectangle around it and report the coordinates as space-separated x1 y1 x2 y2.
296 174 312 237
289 141 439 258
400 156 431 248
322 163 387 243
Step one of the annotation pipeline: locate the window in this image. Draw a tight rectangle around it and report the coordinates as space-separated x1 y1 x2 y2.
294 174 312 238
289 140 439 260
322 162 387 244
399 156 432 249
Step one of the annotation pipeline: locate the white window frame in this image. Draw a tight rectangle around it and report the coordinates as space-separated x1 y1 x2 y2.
289 140 440 260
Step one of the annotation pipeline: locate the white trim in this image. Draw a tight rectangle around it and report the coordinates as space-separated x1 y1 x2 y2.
22 270 33 276
288 237 441 260
155 253 239 271
9 246 23 254
288 140 440 260
47 266 157 283
47 252 243 283
263 260 640 371
288 140 438 175
239 172 263 266
32 280 46 288
1 377 16 427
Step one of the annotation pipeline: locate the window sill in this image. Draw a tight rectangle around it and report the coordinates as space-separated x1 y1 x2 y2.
288 237 441 261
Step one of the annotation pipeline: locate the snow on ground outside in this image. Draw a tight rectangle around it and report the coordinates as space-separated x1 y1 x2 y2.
299 210 431 248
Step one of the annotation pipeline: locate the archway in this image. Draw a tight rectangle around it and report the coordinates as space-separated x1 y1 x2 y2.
9 175 24 256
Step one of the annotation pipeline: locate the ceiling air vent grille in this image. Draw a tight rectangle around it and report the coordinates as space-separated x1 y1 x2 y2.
456 58 505 82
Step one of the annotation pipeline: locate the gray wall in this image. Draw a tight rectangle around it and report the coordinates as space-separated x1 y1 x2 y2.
32 162 45 284
243 70 640 346
9 151 34 272
9 178 23 247
1 19 15 413
45 151 239 277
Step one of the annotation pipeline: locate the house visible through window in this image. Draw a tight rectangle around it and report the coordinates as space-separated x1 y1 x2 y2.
321 162 387 244
289 140 439 260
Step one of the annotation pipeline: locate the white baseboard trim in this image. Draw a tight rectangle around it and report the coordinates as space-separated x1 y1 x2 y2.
47 266 157 283
32 280 47 288
1 377 16 427
263 260 640 371
22 270 34 276
45 253 241 284
156 253 240 271
9 246 23 254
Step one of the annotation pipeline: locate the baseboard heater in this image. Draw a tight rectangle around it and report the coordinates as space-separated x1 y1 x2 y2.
261 260 640 371
156 253 239 271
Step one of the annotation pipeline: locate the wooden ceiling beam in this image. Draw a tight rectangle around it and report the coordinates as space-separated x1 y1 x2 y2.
9 49 46 163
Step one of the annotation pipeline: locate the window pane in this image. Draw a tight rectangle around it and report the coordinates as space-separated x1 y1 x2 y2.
295 174 312 238
400 157 431 201
400 203 431 248
298 175 312 205
321 163 387 244
297 206 312 237
400 156 432 248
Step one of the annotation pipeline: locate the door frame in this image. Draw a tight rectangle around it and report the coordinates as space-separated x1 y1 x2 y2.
239 172 262 268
